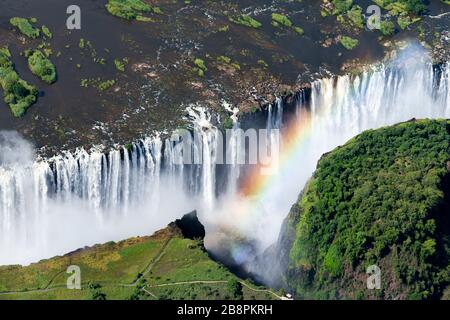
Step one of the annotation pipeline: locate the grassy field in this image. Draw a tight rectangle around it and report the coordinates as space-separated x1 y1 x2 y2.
0 218 279 300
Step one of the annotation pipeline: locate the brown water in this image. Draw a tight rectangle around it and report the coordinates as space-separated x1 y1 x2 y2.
0 0 447 153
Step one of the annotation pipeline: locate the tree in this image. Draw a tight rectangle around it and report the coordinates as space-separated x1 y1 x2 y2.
227 279 243 300
88 282 107 300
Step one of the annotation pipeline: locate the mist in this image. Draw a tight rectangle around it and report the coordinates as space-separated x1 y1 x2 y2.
204 45 450 284
0 46 449 287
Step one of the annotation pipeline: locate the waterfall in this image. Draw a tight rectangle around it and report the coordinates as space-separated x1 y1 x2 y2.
0 52 449 266
207 58 450 274
0 106 228 264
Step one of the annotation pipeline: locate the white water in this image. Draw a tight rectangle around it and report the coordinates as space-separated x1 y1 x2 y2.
205 52 450 270
0 49 449 268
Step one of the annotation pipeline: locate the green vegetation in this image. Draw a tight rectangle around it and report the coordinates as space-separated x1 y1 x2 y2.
373 0 427 16
98 79 115 91
271 13 304 35
218 25 229 32
272 13 293 28
26 50 57 84
217 55 231 64
324 1 364 30
193 58 207 77
347 5 364 29
227 279 243 300
88 283 107 300
339 36 359 50
257 59 269 69
286 120 450 299
229 14 262 29
397 15 420 30
222 117 234 130
41 25 52 39
380 20 396 36
78 38 85 49
106 0 158 20
216 56 241 72
0 47 37 117
114 58 129 72
9 17 40 39
80 78 116 91
0 215 276 300
332 0 354 15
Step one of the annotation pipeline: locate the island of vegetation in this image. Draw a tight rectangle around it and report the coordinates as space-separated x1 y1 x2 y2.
9 17 40 39
0 47 37 117
25 49 57 84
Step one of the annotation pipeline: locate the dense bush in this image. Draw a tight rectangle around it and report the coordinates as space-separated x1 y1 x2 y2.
9 17 40 39
287 120 450 299
229 14 262 29
373 0 427 15
41 25 52 39
332 0 354 15
380 20 396 36
0 47 37 117
26 50 57 84
106 0 152 20
339 36 359 50
271 13 304 35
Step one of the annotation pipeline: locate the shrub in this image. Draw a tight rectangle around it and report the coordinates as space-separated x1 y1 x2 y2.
271 13 304 35
10 17 40 39
41 25 52 39
332 0 354 15
380 20 396 36
227 279 243 300
193 58 207 76
229 15 262 29
114 57 128 72
272 13 293 28
339 36 359 50
27 50 57 84
105 0 152 20
347 5 364 29
87 282 107 300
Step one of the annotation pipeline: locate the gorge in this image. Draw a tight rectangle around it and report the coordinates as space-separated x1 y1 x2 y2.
0 44 449 295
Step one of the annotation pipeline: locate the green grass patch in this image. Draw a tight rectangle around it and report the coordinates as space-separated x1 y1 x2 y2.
0 222 273 300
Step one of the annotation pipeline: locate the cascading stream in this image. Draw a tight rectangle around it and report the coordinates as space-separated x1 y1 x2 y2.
0 49 449 271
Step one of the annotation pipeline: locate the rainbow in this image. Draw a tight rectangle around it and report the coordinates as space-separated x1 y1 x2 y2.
239 106 313 199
